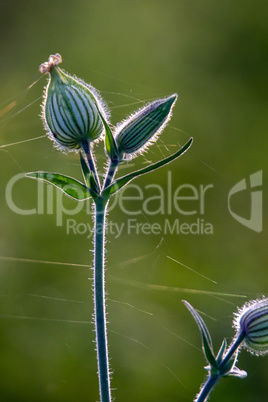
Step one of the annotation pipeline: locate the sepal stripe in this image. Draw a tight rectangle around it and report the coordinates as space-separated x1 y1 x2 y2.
52 94 78 140
126 109 163 143
122 109 164 151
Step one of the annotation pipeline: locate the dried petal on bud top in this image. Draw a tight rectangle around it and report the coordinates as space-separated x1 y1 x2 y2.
115 94 177 159
234 298 268 356
39 53 62 74
40 54 109 151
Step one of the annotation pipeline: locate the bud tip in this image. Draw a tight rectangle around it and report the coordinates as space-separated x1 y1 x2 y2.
39 53 62 74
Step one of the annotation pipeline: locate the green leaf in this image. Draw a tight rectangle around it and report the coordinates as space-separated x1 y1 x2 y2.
26 171 91 200
79 152 99 194
104 137 193 197
89 172 99 195
95 101 119 161
219 351 238 376
80 152 91 187
216 339 227 364
226 366 247 379
183 300 217 369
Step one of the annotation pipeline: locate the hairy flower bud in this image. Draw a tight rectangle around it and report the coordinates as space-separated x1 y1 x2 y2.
39 54 109 151
115 94 177 159
234 298 268 356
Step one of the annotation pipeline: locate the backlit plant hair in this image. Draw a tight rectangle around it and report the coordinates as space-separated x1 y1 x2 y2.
27 53 193 402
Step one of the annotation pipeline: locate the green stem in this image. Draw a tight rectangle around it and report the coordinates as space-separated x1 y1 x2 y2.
219 332 245 370
94 198 111 402
82 140 100 191
103 160 119 190
196 374 220 402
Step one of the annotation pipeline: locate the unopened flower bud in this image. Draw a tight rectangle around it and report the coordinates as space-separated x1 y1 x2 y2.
234 298 268 356
115 94 177 159
39 53 109 151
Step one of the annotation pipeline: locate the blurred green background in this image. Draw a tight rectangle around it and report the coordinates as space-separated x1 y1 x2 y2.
0 1 267 401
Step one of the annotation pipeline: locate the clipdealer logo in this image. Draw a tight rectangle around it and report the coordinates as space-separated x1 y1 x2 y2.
5 170 263 236
228 170 263 233
5 171 214 236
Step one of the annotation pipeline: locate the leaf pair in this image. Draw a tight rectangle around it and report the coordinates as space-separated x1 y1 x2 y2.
26 138 193 202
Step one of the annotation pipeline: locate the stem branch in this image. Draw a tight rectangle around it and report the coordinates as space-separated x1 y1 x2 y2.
219 332 245 370
196 332 245 402
82 140 101 191
103 160 119 190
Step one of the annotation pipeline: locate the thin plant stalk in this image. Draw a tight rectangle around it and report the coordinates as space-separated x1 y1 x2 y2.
93 197 111 402
196 375 220 402
82 140 101 191
93 159 119 401
103 160 119 190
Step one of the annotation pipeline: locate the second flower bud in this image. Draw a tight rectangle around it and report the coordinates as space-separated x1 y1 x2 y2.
115 94 177 159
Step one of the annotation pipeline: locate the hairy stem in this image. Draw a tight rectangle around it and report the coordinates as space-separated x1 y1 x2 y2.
103 160 119 190
94 198 111 402
196 374 220 402
82 140 101 191
219 332 245 370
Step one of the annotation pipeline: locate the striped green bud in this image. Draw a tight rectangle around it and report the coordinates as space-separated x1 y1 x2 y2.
234 298 268 356
39 54 109 151
115 94 177 159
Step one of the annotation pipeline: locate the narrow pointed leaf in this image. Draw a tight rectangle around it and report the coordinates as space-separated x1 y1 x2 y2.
183 300 217 368
226 367 247 379
216 339 227 364
219 351 238 375
104 137 193 197
26 171 91 200
95 101 119 161
104 120 119 162
80 152 91 188
89 172 99 195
